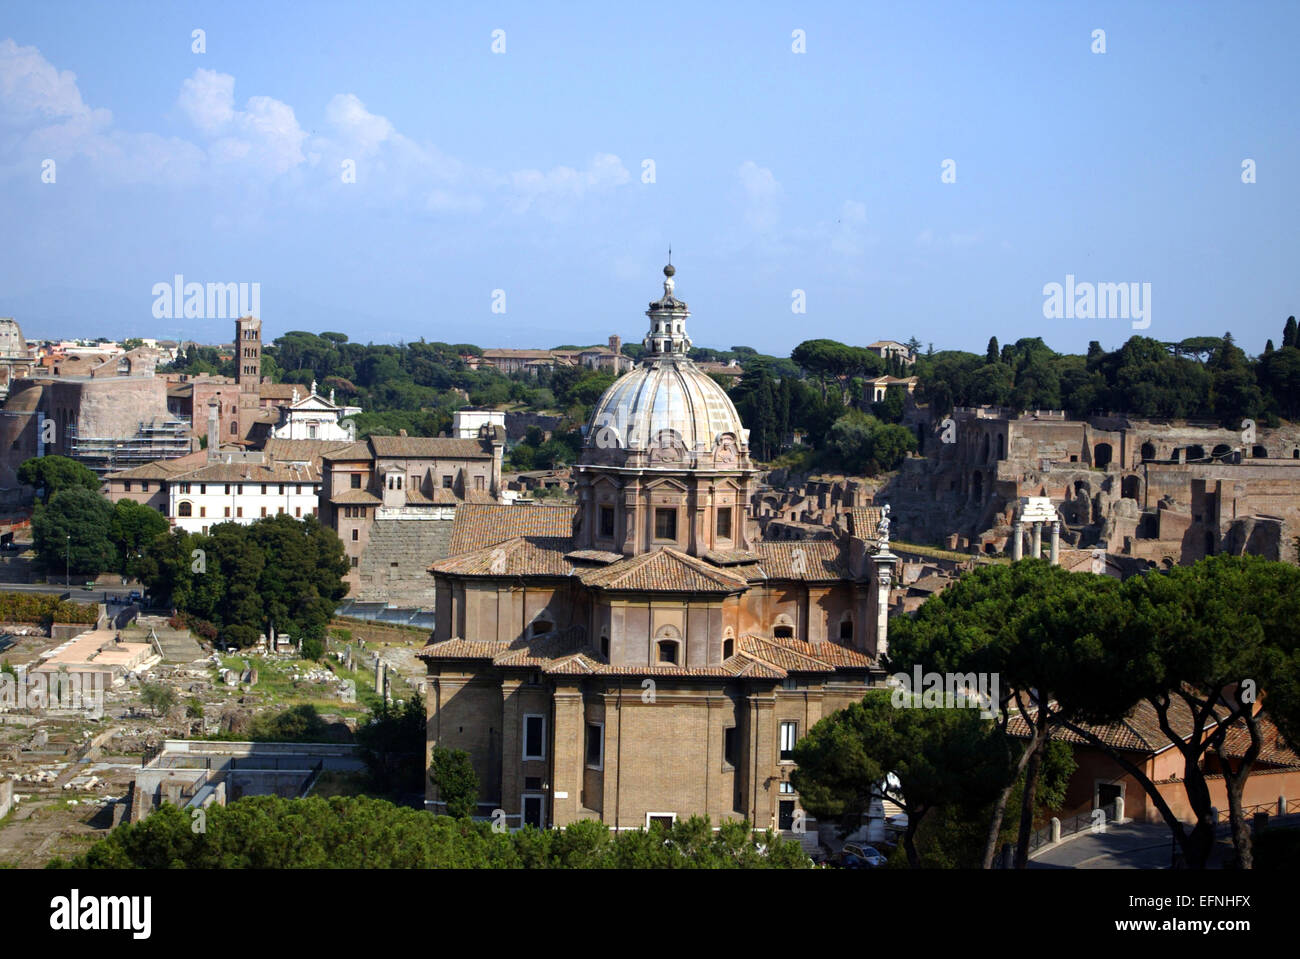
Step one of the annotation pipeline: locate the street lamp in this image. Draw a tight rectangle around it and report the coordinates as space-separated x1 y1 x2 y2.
65 533 70 586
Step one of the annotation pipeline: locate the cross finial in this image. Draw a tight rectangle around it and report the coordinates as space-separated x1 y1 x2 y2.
667 245 671 266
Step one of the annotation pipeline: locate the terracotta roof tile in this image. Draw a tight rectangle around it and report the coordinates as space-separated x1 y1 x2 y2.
754 541 848 580
580 548 748 593
330 488 383 505
449 503 576 554
369 435 493 459
431 536 576 577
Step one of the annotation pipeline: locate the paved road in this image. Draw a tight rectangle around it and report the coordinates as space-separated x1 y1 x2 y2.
1029 823 1180 869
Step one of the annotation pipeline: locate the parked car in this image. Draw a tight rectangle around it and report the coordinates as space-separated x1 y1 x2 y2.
82 581 95 590
127 591 143 604
835 843 888 869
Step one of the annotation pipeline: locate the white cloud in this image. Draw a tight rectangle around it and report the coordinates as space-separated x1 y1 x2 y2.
0 38 634 213
0 37 96 122
738 160 782 232
506 153 630 214
178 69 306 175
177 68 234 134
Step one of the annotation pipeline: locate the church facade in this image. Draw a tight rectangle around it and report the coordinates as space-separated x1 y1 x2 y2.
420 265 898 833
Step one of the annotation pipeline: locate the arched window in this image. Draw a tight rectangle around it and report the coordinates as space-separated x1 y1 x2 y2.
839 617 853 641
230 421 238 434
600 631 610 659
177 501 193 517
532 619 554 637
722 637 734 659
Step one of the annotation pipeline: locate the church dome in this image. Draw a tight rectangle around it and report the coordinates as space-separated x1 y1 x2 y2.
584 264 749 467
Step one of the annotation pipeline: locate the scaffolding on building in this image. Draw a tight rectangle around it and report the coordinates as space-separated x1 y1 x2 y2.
66 417 193 474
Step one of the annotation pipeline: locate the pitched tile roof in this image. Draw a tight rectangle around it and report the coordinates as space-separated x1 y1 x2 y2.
579 548 749 593
321 442 373 461
369 435 493 459
261 438 356 467
754 541 848 581
431 536 576 577
1008 695 1214 754
330 488 383 505
449 503 576 554
740 634 875 672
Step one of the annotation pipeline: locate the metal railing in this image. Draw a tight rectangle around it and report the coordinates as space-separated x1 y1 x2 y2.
1026 801 1118 855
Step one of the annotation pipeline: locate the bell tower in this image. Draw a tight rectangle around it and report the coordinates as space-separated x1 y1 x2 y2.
235 315 261 443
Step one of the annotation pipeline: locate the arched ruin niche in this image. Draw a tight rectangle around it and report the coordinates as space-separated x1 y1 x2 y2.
1121 475 1140 500
1187 444 1205 460
996 434 1005 460
1211 444 1232 460
1252 445 1268 458
1094 442 1113 468
981 434 991 463
1140 442 1156 461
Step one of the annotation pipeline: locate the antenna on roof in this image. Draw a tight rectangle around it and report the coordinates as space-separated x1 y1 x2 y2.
667 244 671 266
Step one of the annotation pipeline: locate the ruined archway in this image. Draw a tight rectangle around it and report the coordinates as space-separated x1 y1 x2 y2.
1121 475 1140 500
1140 442 1156 461
1093 443 1113 469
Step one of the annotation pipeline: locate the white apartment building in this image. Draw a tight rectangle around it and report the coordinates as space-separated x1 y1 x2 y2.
166 460 322 534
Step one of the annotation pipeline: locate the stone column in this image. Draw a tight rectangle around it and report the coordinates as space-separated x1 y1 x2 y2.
374 658 385 693
1011 522 1023 561
868 552 897 660
1049 521 1060 565
1030 521 1042 560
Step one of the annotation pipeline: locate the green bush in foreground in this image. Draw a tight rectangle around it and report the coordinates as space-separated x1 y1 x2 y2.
51 795 812 869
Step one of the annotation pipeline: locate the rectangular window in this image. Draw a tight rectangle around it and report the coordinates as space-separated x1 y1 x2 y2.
442 475 453 488
350 556 358 567
716 507 732 539
260 507 267 517
236 507 243 518
237 484 243 495
199 506 206 517
199 484 206 495
179 483 190 494
585 722 603 769
224 484 231 494
350 474 361 489
295 506 302 517
779 721 798 762
123 480 132 492
411 475 419 489
261 484 268 495
475 475 485 490
599 505 615 538
723 726 738 768
352 529 359 541
523 714 545 761
224 507 231 517
654 508 677 540
522 795 544 829
141 481 149 492
278 485 285 495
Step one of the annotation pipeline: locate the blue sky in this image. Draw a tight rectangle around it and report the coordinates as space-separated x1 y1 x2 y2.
0 1 1296 357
